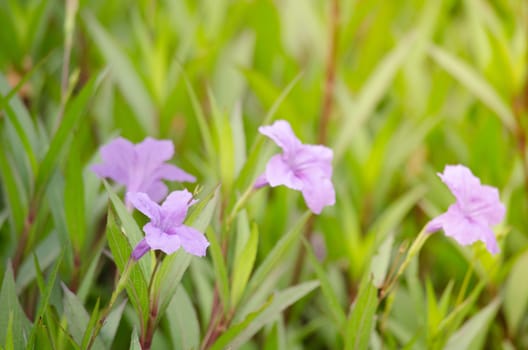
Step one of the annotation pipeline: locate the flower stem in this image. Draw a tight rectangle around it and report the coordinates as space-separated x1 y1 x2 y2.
380 227 429 299
286 0 340 320
140 256 163 349
512 77 528 208
226 185 255 229
318 0 340 144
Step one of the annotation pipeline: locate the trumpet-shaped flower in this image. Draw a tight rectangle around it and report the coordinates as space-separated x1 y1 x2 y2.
128 190 209 260
255 120 335 214
91 137 195 203
426 165 505 254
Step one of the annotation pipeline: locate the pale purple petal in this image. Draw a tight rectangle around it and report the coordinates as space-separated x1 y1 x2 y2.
130 138 175 193
440 205 483 246
144 181 169 203
91 137 135 185
156 164 196 182
131 239 150 260
300 175 335 214
480 225 500 254
265 154 303 190
144 223 182 255
438 165 481 206
161 189 195 226
126 192 161 224
136 137 174 163
465 185 506 226
175 225 210 256
259 120 302 153
443 207 500 255
293 145 333 178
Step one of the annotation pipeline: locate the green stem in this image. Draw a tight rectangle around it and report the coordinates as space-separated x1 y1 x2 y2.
226 185 255 229
397 228 429 275
381 226 429 299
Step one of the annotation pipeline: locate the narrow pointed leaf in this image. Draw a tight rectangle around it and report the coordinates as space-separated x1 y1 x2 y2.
211 281 320 350
345 277 378 350
0 263 30 349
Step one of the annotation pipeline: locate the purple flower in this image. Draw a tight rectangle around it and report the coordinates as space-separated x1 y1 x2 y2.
127 190 209 260
255 120 335 214
426 165 505 254
91 137 195 203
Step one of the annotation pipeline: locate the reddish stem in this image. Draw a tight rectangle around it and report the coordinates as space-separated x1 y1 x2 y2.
318 0 340 144
286 0 340 321
141 303 158 350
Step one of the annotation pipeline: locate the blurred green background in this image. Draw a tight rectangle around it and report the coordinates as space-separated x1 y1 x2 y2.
1 0 528 349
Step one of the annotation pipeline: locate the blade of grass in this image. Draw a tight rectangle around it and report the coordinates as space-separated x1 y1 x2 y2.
83 12 156 135
428 45 515 132
334 33 416 160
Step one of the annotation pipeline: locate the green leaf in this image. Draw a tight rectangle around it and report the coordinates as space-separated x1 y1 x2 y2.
16 231 61 293
368 186 426 246
5 311 14 350
45 172 74 270
104 181 151 277
77 241 105 303
153 250 192 318
504 250 528 335
81 299 101 349
183 76 215 163
428 45 515 132
212 31 254 107
0 147 27 234
334 33 416 160
245 211 311 298
62 283 105 349
166 286 200 350
34 75 100 200
205 226 230 311
64 137 86 253
344 277 378 350
83 13 156 135
211 280 320 350
230 103 246 177
210 92 236 192
0 72 38 170
231 222 259 307
25 0 53 56
444 298 501 350
105 209 150 326
241 68 299 122
26 252 62 348
233 73 302 192
100 300 127 348
302 237 347 329
0 263 30 349
189 258 214 326
370 234 394 288
129 328 141 350
434 278 487 338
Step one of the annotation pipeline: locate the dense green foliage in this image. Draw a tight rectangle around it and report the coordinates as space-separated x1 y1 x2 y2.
0 0 527 349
